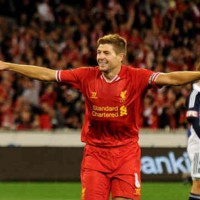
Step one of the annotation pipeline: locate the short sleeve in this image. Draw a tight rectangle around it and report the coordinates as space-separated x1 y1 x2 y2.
148 72 162 87
56 67 88 89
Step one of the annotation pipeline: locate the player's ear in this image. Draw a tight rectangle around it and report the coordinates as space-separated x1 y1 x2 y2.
118 53 125 63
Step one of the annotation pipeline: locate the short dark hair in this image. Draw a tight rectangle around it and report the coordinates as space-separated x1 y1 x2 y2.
97 34 127 55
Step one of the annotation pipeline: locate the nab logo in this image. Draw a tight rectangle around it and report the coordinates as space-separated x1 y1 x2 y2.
90 92 97 99
120 90 127 102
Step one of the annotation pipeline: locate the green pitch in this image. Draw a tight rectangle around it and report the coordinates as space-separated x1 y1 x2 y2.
0 182 190 200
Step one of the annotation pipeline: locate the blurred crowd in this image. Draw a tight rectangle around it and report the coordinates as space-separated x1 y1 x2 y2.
0 0 199 131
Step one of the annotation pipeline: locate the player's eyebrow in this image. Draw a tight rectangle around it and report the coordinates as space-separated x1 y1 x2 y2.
97 50 110 54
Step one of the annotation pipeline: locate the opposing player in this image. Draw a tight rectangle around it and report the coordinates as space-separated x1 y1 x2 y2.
0 34 200 200
186 61 200 200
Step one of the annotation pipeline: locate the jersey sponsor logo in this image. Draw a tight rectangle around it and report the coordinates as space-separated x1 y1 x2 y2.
93 105 118 111
92 111 119 117
120 90 127 102
91 105 128 118
90 92 97 99
92 105 119 117
119 106 127 116
186 111 198 117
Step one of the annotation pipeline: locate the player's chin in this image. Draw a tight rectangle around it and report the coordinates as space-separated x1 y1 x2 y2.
98 65 108 72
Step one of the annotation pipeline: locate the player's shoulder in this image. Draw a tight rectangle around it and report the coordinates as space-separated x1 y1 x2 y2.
122 65 152 74
73 66 96 70
123 65 148 70
121 65 135 73
84 66 100 75
80 66 99 71
122 65 135 70
78 66 101 79
70 66 99 74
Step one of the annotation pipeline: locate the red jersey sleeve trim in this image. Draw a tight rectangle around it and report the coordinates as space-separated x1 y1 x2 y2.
56 70 61 82
149 72 162 86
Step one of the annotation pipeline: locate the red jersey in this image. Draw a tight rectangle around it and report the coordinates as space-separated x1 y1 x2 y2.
56 65 159 147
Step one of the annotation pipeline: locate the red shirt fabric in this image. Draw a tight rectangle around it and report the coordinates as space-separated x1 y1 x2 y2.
56 65 158 147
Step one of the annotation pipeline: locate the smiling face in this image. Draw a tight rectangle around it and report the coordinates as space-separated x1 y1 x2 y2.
97 44 124 74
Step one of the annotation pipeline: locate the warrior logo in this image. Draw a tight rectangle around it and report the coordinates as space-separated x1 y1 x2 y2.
90 92 97 99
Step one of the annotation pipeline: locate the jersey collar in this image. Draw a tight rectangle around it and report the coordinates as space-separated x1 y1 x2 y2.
101 74 120 83
100 65 124 83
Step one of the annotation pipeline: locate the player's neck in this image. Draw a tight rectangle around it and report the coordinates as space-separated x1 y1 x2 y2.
102 66 121 81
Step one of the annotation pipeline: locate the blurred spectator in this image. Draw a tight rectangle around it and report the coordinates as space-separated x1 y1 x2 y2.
37 0 55 23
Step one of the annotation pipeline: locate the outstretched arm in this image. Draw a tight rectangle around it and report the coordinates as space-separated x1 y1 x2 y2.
155 62 200 86
0 61 56 81
156 71 200 86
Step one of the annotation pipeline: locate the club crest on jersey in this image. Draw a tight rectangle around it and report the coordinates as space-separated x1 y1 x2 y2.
90 92 97 99
120 90 127 102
